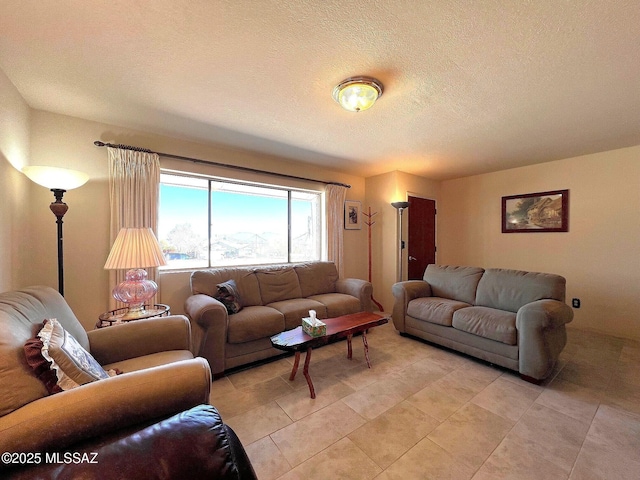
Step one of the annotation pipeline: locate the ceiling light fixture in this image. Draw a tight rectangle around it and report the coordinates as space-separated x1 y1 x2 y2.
332 76 383 112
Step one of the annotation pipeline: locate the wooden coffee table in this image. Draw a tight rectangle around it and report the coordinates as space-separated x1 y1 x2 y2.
270 312 389 398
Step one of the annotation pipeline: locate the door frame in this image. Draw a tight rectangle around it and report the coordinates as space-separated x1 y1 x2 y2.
406 192 437 279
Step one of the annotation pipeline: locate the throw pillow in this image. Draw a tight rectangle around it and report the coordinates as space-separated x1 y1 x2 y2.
38 318 111 391
24 330 62 395
214 279 243 314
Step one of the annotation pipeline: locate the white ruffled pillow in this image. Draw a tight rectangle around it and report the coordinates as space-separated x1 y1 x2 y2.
38 318 117 391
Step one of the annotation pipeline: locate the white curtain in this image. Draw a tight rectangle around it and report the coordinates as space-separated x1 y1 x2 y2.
107 147 161 308
325 184 348 278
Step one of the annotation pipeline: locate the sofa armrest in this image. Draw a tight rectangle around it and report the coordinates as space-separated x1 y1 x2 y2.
391 281 433 332
184 294 228 329
87 315 192 365
516 299 574 331
516 299 574 380
184 294 229 377
0 358 211 456
336 278 373 312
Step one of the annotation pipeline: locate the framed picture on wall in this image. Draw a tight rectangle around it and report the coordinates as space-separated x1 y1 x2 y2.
502 189 569 233
344 200 362 230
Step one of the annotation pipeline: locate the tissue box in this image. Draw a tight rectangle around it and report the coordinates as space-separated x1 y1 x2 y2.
302 317 326 337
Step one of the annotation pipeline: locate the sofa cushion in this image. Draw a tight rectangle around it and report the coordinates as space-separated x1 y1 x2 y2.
295 262 339 297
267 298 327 330
21 286 91 349
191 269 262 307
307 293 361 318
475 268 567 313
423 265 485 305
0 289 88 417
1 321 46 419
407 297 471 326
452 306 517 345
227 306 285 344
256 268 302 305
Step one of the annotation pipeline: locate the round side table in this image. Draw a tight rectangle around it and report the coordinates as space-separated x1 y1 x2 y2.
96 304 170 328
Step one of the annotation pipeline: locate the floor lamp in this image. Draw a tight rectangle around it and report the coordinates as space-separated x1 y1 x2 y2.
22 166 89 296
391 201 410 282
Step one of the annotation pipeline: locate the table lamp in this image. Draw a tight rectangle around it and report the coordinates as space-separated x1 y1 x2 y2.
104 227 167 319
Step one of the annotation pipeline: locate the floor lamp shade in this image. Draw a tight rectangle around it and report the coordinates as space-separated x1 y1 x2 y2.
22 166 90 190
104 228 167 319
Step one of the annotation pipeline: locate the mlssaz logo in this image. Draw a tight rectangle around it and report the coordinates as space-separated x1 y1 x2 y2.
45 452 99 464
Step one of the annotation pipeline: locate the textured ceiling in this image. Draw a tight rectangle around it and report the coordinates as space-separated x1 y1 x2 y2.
1 0 639 180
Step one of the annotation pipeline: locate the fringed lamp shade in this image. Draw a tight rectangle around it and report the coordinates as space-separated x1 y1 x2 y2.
104 228 167 319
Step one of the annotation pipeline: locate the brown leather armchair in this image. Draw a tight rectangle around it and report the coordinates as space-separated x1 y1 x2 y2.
5 404 257 480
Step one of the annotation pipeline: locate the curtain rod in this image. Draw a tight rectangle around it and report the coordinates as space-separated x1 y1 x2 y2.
93 141 351 188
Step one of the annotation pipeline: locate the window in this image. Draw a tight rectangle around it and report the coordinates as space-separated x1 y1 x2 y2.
159 173 323 269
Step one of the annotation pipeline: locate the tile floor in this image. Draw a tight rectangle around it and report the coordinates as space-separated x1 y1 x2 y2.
212 322 640 480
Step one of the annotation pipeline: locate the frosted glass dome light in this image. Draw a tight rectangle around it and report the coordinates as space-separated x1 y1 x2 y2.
332 76 383 112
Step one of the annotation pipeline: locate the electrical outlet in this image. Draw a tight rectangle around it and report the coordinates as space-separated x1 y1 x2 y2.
572 298 581 309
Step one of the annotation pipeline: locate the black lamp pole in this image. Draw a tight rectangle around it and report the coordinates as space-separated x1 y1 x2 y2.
49 189 69 296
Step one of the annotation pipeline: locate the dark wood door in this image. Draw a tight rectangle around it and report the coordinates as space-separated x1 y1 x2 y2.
407 196 436 280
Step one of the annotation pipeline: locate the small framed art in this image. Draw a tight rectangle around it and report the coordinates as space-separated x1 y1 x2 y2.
344 200 362 230
502 189 569 233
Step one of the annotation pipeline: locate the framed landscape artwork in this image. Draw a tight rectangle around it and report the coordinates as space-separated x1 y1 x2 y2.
344 200 362 230
502 189 569 233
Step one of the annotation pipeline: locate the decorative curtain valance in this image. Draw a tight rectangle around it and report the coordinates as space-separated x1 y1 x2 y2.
325 184 348 278
107 147 161 308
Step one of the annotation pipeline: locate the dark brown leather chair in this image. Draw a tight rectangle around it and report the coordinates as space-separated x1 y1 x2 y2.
5 404 258 480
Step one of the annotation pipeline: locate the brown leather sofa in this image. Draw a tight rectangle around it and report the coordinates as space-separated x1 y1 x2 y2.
185 261 373 377
0 286 256 479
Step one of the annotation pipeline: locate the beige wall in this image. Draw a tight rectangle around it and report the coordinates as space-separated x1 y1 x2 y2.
0 70 30 292
366 171 440 312
20 110 367 328
4 68 639 341
438 146 640 340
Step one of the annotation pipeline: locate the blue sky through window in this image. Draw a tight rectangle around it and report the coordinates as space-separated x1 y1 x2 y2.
158 174 322 267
